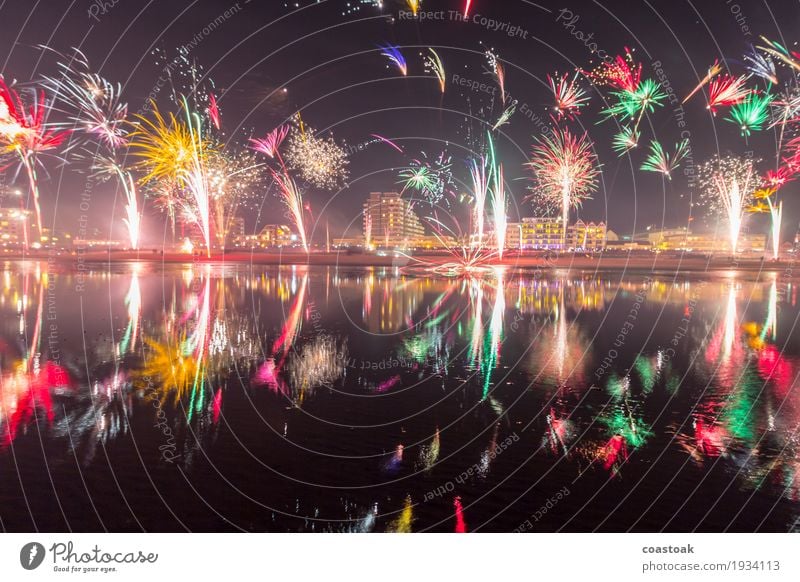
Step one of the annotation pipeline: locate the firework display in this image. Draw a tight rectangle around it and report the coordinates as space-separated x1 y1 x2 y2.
380 44 408 76
398 151 455 205
640 139 689 180
424 48 446 94
698 155 760 253
528 127 599 242
706 74 751 113
283 122 349 190
548 72 589 120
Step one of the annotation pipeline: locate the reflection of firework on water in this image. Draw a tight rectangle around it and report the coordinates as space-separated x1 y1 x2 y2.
398 151 455 205
698 155 760 253
138 338 200 405
380 44 407 76
727 90 772 137
286 335 348 394
41 47 128 149
640 139 689 180
386 495 413 533
418 428 440 471
424 48 446 94
528 127 599 244
284 123 349 190
548 72 589 120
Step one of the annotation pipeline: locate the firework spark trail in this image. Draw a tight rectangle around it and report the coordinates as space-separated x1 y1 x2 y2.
744 45 778 85
528 127 599 246
406 0 420 15
491 161 507 258
364 209 372 249
699 155 759 254
268 167 308 253
757 36 800 73
463 0 473 17
548 72 589 120
468 155 489 241
0 79 70 240
640 139 689 180
176 99 212 256
40 48 128 149
682 60 722 104
492 102 515 131
706 74 751 113
89 155 141 249
207 93 220 130
485 134 507 258
486 50 506 105
425 48 446 94
370 133 403 152
380 44 408 76
769 198 783 260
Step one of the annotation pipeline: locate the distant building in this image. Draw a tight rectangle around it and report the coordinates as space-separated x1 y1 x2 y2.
0 207 32 247
569 220 607 251
506 217 606 250
363 192 425 249
222 216 245 246
236 224 295 248
647 227 767 254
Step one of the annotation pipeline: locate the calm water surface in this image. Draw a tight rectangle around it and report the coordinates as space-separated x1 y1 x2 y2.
1 261 800 532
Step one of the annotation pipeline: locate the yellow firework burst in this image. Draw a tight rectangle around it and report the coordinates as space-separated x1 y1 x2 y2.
129 102 213 184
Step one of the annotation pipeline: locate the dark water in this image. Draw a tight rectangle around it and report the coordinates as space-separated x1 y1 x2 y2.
1 261 800 532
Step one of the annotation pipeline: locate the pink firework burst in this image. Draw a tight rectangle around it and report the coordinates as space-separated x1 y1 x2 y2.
250 123 290 160
548 72 589 120
706 74 751 114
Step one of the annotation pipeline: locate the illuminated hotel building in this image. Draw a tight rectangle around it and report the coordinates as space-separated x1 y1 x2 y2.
363 192 425 249
506 217 606 250
0 207 33 247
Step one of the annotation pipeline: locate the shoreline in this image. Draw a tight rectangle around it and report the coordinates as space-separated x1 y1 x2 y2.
2 249 796 274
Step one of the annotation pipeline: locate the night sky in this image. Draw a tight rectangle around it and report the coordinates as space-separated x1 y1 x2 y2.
1 0 799 244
